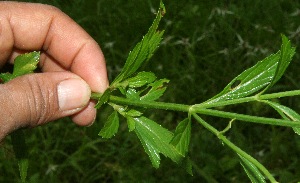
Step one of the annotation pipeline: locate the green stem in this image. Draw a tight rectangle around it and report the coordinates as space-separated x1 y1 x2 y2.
109 95 190 112
194 108 300 128
107 95 300 128
192 114 277 183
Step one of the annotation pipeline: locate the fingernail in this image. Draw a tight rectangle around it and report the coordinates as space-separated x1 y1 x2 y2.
57 78 91 111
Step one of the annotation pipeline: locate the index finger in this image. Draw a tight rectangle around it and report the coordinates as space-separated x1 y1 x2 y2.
0 2 108 92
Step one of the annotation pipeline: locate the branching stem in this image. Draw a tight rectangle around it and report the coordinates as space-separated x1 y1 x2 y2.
106 94 300 128
192 114 278 183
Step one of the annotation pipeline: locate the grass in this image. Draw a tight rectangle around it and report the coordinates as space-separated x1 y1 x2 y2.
1 0 300 182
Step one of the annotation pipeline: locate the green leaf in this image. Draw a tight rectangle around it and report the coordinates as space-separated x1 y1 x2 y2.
94 89 111 109
263 101 300 135
125 109 143 117
111 2 165 86
141 79 169 101
203 35 295 105
127 117 136 132
13 51 40 77
239 154 266 183
269 35 296 88
133 116 183 168
0 73 14 82
126 88 140 100
121 71 157 88
99 111 119 138
170 118 191 156
0 51 40 82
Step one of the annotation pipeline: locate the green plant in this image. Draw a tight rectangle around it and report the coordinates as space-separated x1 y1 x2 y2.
1 1 300 182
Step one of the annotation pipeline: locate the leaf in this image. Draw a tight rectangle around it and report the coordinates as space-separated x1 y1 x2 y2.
13 51 40 77
111 1 165 86
263 101 300 135
141 79 169 101
127 117 136 132
269 35 296 88
94 89 111 109
126 88 140 100
125 109 143 117
239 154 266 183
203 35 295 105
0 73 14 82
170 118 191 156
133 116 183 168
0 51 40 82
121 71 157 88
98 111 119 138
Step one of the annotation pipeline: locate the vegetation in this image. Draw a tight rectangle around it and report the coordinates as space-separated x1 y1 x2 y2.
1 0 300 182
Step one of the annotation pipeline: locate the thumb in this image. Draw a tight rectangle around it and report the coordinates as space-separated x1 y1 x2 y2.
0 71 91 139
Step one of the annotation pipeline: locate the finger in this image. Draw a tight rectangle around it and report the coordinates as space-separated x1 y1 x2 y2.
0 2 109 92
0 72 92 140
71 101 97 126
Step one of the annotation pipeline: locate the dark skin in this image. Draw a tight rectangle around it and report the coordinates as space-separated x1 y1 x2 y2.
0 2 109 140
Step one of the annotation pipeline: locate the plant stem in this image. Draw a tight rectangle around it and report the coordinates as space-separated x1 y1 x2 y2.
194 108 300 128
108 95 300 128
109 95 190 112
192 114 278 183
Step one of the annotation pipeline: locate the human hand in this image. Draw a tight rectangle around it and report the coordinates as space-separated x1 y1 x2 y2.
0 2 109 140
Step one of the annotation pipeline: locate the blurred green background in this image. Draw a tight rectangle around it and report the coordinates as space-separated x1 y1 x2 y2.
1 0 300 182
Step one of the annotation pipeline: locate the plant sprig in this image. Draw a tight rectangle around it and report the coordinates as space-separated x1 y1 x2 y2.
2 1 300 182
91 2 298 182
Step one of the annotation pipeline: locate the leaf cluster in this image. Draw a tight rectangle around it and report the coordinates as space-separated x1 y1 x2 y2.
92 1 300 182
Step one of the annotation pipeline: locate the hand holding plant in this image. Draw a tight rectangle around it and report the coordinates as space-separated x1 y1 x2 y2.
1 1 300 183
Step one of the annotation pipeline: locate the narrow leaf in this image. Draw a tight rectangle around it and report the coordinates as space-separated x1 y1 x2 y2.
263 101 300 135
170 118 191 156
99 111 119 138
134 116 183 168
202 36 295 105
270 35 296 87
112 2 165 85
206 53 279 104
239 154 266 183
